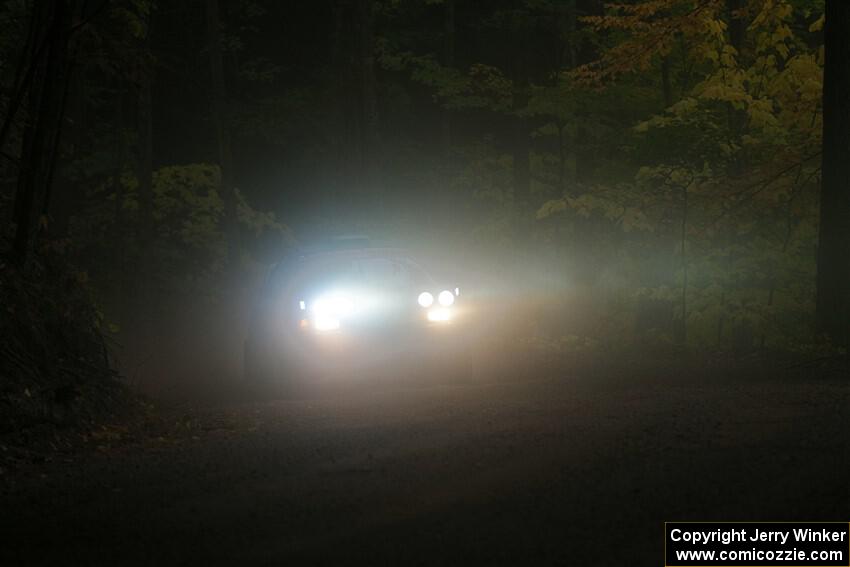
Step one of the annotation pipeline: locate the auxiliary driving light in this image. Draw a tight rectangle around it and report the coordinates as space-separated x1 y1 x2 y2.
427 308 451 322
438 290 455 306
418 291 434 307
314 316 341 331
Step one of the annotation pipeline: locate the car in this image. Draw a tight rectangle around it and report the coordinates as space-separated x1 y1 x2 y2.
244 237 466 394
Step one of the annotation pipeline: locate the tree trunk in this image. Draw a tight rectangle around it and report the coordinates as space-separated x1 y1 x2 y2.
330 0 347 213
358 0 378 210
726 0 745 54
725 0 747 176
815 0 850 346
0 0 45 159
12 0 75 267
205 0 239 267
137 65 153 242
574 0 602 186
679 183 689 345
557 122 566 194
441 0 455 154
661 56 673 107
511 108 530 210
510 12 532 211
136 10 154 240
135 13 155 287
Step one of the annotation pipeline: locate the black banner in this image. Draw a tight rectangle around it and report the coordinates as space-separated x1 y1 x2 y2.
665 522 850 566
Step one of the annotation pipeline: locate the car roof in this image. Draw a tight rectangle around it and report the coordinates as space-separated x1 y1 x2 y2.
266 245 433 288
296 234 395 255
295 247 417 264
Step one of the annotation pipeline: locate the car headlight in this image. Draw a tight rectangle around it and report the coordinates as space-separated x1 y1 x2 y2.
313 293 355 317
438 290 455 306
417 291 434 307
313 316 341 331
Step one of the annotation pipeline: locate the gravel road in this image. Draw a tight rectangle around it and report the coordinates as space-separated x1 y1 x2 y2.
2 361 848 566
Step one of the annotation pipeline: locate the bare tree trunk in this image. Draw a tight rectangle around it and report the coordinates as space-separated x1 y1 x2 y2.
127 20 157 374
137 68 153 240
679 184 689 345
574 0 602 186
135 11 155 295
557 122 566 194
815 0 850 347
40 54 74 219
358 0 378 210
510 11 531 211
511 107 530 210
441 0 454 154
205 0 238 267
12 0 75 267
565 0 578 69
330 0 347 213
725 0 747 177
136 9 154 242
0 0 45 159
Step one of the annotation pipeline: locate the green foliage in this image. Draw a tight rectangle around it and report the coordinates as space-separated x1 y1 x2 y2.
380 0 826 352
378 42 515 112
69 163 292 295
0 245 124 433
2 0 828 360
536 0 824 351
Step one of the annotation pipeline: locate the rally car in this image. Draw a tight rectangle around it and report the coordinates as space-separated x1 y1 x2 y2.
244 237 465 393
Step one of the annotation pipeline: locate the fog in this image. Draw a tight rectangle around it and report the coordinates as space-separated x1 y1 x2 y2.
1 2 847 565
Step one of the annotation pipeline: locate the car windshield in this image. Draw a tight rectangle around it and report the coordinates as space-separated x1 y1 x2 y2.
265 251 437 301
285 254 430 294
356 257 431 290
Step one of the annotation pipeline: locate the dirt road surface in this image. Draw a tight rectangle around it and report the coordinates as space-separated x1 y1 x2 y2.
2 362 848 566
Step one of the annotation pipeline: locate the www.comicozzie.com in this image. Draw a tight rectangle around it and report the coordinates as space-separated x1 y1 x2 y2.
665 522 850 566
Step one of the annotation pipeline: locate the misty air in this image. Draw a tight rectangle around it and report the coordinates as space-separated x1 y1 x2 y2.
1 1 848 566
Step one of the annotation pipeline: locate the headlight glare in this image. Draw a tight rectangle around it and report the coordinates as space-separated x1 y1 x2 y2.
438 290 455 306
427 308 451 322
417 291 434 307
313 293 355 317
314 316 340 331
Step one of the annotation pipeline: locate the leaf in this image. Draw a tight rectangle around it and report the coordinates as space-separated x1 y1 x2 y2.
536 199 567 220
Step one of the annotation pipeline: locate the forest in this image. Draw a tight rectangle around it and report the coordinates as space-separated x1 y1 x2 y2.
1 1 849 564
1 0 847 428
1 0 848 417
